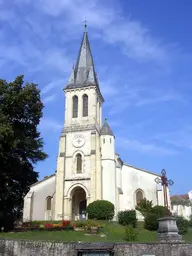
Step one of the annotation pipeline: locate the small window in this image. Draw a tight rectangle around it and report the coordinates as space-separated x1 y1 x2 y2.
46 197 52 210
136 190 144 205
103 138 105 144
76 153 82 173
110 138 112 143
72 95 78 118
83 94 88 117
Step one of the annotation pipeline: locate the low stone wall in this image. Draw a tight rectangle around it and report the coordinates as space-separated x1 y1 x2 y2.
0 239 192 256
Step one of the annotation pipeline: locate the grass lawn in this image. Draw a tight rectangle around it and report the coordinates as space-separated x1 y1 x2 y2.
0 221 191 243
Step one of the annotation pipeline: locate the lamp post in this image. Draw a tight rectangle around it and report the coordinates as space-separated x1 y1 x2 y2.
155 169 174 209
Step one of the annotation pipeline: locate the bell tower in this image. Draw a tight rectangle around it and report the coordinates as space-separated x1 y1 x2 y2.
54 25 104 220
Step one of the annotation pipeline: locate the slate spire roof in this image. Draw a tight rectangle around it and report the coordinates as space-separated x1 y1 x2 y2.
101 118 115 137
65 25 100 90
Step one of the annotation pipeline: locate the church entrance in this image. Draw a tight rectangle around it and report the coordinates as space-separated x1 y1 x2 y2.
71 187 87 220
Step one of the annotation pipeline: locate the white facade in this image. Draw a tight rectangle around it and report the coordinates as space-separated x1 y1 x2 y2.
23 28 168 222
171 190 192 220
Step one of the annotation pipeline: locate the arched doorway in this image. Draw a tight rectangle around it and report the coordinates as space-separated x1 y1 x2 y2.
71 186 87 220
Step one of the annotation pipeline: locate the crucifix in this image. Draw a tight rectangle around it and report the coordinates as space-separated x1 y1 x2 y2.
155 169 174 209
77 138 82 144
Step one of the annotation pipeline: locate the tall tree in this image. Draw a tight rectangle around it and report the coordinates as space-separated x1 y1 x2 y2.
0 75 47 228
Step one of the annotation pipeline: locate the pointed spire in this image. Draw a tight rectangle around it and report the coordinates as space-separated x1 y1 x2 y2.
65 25 98 89
101 118 115 137
68 65 75 84
87 66 95 84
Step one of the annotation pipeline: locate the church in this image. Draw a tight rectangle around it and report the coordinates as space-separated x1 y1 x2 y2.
23 26 170 222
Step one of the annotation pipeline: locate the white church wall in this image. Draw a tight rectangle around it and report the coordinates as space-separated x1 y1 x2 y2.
64 131 92 180
64 88 99 127
30 175 56 221
119 164 162 212
102 160 116 207
172 204 192 220
101 134 117 214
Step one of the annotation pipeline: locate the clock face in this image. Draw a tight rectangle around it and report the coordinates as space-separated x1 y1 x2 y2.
73 135 85 148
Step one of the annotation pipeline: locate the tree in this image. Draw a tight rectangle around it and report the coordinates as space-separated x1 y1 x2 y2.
135 198 153 217
0 75 47 230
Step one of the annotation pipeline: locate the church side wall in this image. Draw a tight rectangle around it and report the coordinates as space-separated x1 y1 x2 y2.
30 176 56 221
119 165 162 211
102 160 116 208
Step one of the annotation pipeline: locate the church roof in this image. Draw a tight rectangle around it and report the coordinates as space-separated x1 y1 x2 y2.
123 163 161 177
101 118 114 137
65 25 101 92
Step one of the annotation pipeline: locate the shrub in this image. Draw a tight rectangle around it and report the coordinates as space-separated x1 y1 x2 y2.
189 215 192 228
144 213 158 231
135 198 153 217
152 205 172 218
86 200 114 220
124 225 138 242
118 210 137 228
176 216 189 235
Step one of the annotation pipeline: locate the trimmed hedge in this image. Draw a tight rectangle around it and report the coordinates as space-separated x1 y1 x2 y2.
176 216 189 234
144 213 158 231
152 205 172 218
86 200 114 220
118 210 137 228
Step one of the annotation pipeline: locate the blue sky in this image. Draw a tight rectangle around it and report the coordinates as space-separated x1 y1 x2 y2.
1 0 192 195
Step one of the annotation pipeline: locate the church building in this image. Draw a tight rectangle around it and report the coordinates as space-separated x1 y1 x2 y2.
23 26 169 222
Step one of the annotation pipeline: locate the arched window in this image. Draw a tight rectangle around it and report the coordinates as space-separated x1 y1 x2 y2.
82 94 88 117
72 96 78 118
46 196 52 210
136 190 144 205
76 153 82 173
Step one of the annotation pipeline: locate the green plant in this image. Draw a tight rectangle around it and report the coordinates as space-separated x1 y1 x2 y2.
144 213 158 231
86 200 114 220
136 198 153 217
118 210 137 228
176 216 189 235
189 215 192 228
152 205 172 218
75 221 85 227
124 225 138 241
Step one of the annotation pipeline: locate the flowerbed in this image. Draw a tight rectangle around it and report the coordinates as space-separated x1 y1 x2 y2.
14 220 73 232
14 220 103 233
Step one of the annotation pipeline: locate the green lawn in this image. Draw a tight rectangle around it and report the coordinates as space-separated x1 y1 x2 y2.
0 221 191 243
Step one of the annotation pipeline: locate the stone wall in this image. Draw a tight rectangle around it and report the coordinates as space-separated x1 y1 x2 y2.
0 239 192 256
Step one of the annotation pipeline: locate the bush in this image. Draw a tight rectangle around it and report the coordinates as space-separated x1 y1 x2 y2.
124 225 138 241
86 200 114 220
118 210 137 228
144 213 158 231
189 215 192 228
176 216 189 235
135 198 153 217
152 205 172 218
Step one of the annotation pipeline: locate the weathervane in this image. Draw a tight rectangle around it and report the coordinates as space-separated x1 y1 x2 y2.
155 169 174 209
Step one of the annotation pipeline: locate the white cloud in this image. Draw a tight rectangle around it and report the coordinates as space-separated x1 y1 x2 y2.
154 126 192 150
42 94 57 104
116 137 178 156
15 0 172 63
41 79 65 95
39 117 63 132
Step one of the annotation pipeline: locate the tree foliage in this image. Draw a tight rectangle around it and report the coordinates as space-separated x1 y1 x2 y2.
118 210 137 228
135 198 153 217
0 75 47 229
86 200 115 220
